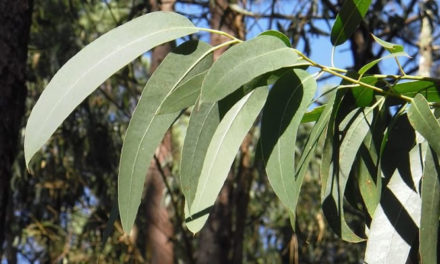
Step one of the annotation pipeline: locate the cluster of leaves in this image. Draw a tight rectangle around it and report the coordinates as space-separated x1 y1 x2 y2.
24 2 439 263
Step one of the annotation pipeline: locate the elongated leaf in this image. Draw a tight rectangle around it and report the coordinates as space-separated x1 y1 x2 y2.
24 12 198 166
371 34 404 53
408 94 440 155
261 69 317 212
259 30 291 47
351 76 377 107
331 0 372 46
357 132 382 217
119 41 212 233
301 105 325 123
185 87 268 233
420 148 440 264
180 102 220 208
288 92 335 224
322 102 372 242
200 35 301 103
358 52 409 76
365 143 423 263
393 80 440 102
159 71 208 114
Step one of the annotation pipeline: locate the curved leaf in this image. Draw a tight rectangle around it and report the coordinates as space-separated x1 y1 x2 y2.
331 0 372 46
25 11 198 166
365 143 423 263
358 52 409 76
301 105 325 123
351 76 377 107
185 87 268 233
259 30 291 47
371 34 404 54
322 102 372 242
200 35 301 103
357 131 382 217
119 41 212 233
289 92 335 223
159 71 208 114
420 148 440 264
393 80 440 102
260 69 317 212
408 94 440 155
180 102 220 208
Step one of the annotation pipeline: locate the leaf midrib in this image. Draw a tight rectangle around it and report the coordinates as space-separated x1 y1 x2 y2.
192 93 251 212
124 44 213 220
36 26 196 141
201 47 294 101
273 73 314 200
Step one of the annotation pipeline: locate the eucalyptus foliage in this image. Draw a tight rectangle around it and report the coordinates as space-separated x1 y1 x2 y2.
25 6 440 263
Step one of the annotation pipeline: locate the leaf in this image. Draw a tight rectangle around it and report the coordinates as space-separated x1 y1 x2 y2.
351 76 377 107
289 92 335 222
420 147 440 264
259 30 291 47
371 34 404 53
321 97 372 242
364 143 423 264
393 80 440 102
301 105 325 123
118 40 212 233
358 52 409 76
407 94 440 156
331 0 372 46
358 52 409 77
200 35 302 103
159 71 208 114
357 132 382 217
180 102 220 209
24 11 198 166
185 86 268 233
260 69 317 213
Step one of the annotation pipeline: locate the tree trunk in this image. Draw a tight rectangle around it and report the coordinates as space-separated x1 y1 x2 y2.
418 0 433 77
0 0 33 261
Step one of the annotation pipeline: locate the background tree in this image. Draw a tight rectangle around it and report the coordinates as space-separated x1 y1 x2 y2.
0 0 33 262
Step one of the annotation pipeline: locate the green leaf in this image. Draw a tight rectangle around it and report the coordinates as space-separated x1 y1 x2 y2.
24 11 198 166
180 102 220 209
393 80 440 102
351 76 377 107
365 143 423 263
200 35 301 103
407 94 440 156
371 34 404 53
159 71 209 114
358 52 409 76
322 99 372 242
259 30 291 47
301 105 325 123
357 132 382 217
260 69 317 213
331 0 372 46
118 40 212 233
185 86 268 233
289 92 335 223
420 148 440 264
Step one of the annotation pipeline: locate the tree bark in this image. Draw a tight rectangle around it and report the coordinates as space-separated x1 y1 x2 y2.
418 0 433 77
0 0 33 261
